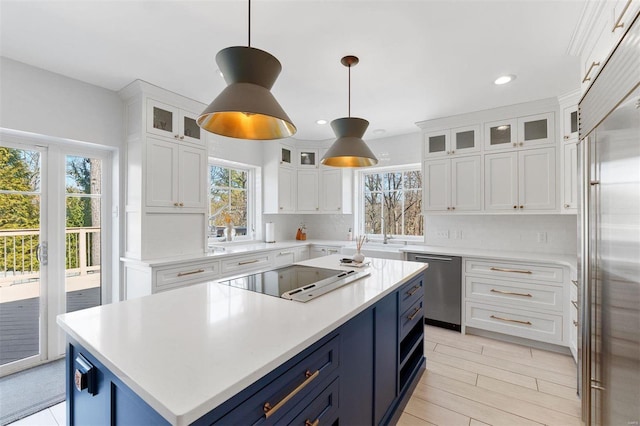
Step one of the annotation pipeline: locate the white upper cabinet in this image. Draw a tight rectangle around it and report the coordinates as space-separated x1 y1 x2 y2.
424 125 480 158
296 169 320 212
145 137 207 211
277 167 295 213
280 144 294 168
320 169 344 212
485 147 556 212
485 113 555 151
147 99 203 145
297 148 319 168
423 156 481 212
562 105 579 141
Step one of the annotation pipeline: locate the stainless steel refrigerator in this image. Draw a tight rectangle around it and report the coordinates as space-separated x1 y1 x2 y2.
578 13 640 426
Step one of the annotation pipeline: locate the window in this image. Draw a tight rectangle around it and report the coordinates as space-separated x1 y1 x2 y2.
208 162 254 240
360 167 423 239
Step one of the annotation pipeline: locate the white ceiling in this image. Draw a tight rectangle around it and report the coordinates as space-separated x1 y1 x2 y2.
0 0 585 141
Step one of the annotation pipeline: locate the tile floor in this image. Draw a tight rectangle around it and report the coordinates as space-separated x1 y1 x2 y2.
12 325 581 425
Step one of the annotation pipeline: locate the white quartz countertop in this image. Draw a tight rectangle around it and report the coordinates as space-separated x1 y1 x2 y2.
57 255 427 425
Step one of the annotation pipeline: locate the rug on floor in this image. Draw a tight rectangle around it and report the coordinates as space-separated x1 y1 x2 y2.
0 359 65 425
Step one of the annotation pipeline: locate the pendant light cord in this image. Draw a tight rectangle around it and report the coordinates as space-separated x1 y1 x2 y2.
348 63 351 117
248 0 251 47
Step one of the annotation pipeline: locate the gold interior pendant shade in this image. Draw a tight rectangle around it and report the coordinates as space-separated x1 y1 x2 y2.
197 0 296 140
321 55 378 167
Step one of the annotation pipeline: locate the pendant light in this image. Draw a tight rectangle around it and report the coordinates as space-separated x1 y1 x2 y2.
197 0 296 140
321 55 378 167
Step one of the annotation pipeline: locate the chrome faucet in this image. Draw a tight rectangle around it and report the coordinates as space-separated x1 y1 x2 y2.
381 216 390 244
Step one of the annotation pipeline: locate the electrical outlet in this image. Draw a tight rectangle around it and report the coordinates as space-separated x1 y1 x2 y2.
537 232 547 243
436 229 449 239
453 230 463 240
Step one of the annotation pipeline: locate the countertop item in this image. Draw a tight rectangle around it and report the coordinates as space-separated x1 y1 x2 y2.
57 255 427 425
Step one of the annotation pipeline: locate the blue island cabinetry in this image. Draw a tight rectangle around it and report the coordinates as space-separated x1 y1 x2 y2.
66 274 425 425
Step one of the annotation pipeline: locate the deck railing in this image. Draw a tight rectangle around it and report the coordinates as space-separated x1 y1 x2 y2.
0 227 101 286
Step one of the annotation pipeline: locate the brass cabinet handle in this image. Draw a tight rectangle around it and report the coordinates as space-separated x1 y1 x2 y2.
591 384 606 391
305 419 320 426
174 202 179 206
513 205 518 209
407 285 421 296
177 268 205 277
408 306 421 321
572 300 578 309
490 267 532 274
571 279 578 287
490 288 533 297
490 315 532 326
519 205 524 209
179 202 184 207
582 62 601 83
564 203 570 208
263 370 319 418
278 251 294 256
590 180 600 185
612 0 633 31
573 320 579 327
174 134 180 139
238 259 259 265
179 135 184 140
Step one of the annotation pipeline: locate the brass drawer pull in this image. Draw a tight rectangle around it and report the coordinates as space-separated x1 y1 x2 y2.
238 259 259 266
177 268 205 277
490 289 532 298
305 419 320 426
582 61 601 83
408 306 421 321
278 251 294 256
572 300 578 309
263 370 319 418
612 0 633 32
490 315 532 326
490 267 532 274
407 285 421 296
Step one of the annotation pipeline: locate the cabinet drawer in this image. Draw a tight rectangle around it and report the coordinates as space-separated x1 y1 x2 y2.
216 335 340 425
286 378 340 426
154 260 219 291
221 253 272 276
400 299 423 340
399 276 424 314
465 276 563 312
466 302 563 344
465 259 564 283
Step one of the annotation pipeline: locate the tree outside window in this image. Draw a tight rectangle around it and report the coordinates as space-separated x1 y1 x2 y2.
209 165 249 237
363 169 423 238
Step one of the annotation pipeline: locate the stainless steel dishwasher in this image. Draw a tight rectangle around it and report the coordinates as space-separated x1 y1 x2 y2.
407 253 461 331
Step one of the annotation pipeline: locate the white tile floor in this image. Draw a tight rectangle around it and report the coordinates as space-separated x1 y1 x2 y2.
9 402 65 426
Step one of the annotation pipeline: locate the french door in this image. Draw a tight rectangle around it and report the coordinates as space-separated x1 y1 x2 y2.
0 134 111 376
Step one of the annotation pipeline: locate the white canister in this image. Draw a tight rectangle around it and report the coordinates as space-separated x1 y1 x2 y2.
265 222 275 243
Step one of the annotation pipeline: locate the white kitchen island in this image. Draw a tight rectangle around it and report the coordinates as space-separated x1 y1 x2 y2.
57 255 428 425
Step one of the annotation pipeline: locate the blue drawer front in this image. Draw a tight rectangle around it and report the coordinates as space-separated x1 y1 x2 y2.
400 298 423 340
399 276 424 315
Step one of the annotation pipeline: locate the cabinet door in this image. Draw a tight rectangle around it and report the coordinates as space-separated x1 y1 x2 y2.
273 249 296 267
320 169 342 212
562 105 579 141
279 144 294 168
297 170 319 212
178 145 206 208
298 149 319 168
518 147 556 210
451 156 481 211
146 137 179 207
484 152 518 211
277 167 295 212
451 125 481 155
484 119 517 151
423 159 450 211
423 130 450 158
179 110 203 145
517 112 555 147
147 99 179 140
563 142 578 211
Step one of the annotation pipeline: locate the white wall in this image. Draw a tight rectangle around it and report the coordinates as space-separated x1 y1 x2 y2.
208 133 265 167
0 57 124 147
364 132 421 167
425 214 577 255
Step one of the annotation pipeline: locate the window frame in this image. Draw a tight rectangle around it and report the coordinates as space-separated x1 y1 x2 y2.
355 164 423 242
208 159 256 242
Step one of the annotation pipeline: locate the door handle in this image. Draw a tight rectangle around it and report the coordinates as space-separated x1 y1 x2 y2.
36 242 48 266
412 255 453 261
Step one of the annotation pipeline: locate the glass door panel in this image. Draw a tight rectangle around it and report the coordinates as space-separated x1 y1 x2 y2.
65 155 101 313
0 146 43 367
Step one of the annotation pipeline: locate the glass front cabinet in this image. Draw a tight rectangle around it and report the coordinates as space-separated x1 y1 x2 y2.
146 99 202 145
424 125 480 158
484 113 554 151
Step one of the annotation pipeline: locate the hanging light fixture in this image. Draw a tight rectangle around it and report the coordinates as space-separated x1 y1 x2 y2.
197 0 296 140
321 55 378 167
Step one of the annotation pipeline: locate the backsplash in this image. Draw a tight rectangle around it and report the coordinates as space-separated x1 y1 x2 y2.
424 214 577 255
262 214 355 242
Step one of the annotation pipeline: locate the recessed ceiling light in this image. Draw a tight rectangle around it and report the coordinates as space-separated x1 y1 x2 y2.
316 119 328 125
494 74 516 85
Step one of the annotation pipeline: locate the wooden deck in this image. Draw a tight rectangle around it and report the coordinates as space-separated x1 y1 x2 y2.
0 287 100 366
